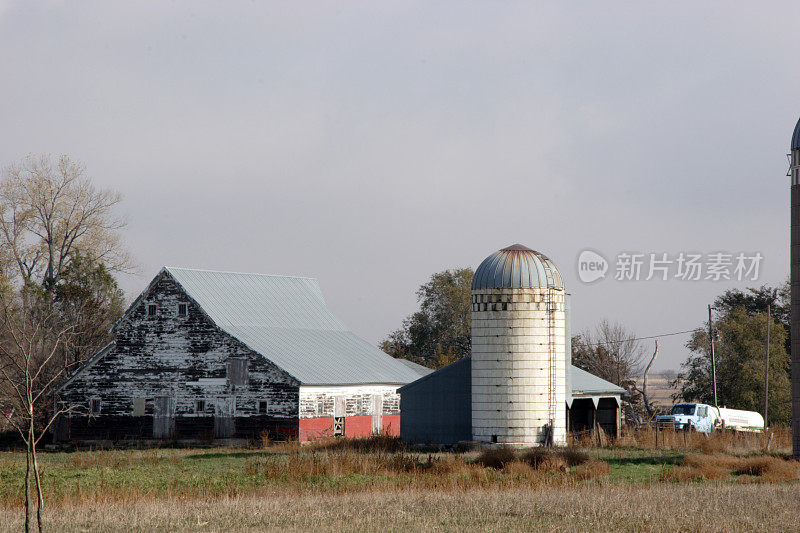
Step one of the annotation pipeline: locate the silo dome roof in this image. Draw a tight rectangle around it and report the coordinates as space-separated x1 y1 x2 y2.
793 117 800 151
472 244 563 290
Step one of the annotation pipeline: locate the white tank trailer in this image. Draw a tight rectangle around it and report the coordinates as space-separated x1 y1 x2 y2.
471 244 567 446
656 403 764 433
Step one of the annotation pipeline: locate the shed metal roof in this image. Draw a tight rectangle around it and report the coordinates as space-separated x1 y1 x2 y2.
570 365 626 395
163 267 422 385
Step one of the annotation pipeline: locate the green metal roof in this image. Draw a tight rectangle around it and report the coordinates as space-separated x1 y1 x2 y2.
570 365 626 395
162 267 423 385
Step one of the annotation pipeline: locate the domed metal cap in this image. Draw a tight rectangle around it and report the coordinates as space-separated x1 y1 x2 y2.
472 244 563 290
793 117 800 151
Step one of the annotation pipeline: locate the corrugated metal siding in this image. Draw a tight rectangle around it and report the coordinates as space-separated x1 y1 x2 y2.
399 357 472 445
164 267 422 385
471 244 563 290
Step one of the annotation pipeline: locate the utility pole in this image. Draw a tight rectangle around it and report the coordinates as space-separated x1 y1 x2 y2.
764 304 771 429
708 304 718 407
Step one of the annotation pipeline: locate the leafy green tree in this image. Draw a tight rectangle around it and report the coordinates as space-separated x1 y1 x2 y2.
51 251 125 368
713 281 789 352
674 307 790 425
381 268 473 368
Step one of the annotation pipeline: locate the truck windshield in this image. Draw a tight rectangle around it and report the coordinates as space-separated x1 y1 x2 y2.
671 404 696 416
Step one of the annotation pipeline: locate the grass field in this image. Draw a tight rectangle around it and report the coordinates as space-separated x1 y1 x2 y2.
0 431 797 532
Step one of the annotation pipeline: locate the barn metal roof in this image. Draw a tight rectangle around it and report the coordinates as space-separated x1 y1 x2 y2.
793 117 800 151
163 267 423 385
397 359 435 377
472 244 563 290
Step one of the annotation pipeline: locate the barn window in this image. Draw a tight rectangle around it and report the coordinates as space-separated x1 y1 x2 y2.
226 358 248 387
258 400 268 414
177 303 187 316
133 398 145 417
90 398 101 414
195 399 206 413
147 304 157 316
316 398 325 416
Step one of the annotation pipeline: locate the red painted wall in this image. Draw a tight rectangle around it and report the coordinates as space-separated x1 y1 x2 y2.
299 415 401 442
344 415 371 438
299 417 335 441
382 415 400 436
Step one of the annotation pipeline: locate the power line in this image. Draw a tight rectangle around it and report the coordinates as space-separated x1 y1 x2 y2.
578 328 698 347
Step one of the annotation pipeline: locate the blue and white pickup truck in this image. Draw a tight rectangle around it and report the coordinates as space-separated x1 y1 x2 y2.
654 403 764 433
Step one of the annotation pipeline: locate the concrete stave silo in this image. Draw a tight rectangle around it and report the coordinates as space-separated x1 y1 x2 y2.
471 244 567 446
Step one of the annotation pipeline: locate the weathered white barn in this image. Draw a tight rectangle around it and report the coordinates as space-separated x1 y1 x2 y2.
57 267 424 443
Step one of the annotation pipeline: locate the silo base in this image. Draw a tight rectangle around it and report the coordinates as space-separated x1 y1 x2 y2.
472 425 567 448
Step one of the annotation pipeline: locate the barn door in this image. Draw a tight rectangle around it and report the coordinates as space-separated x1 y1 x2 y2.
214 396 235 438
52 410 69 442
334 396 346 437
371 395 383 435
153 396 176 439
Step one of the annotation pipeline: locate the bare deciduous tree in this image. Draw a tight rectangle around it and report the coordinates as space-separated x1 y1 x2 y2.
572 319 645 387
0 289 85 533
640 340 659 418
0 154 131 289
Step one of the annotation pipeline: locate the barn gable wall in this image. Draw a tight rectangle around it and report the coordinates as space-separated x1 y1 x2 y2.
59 273 300 441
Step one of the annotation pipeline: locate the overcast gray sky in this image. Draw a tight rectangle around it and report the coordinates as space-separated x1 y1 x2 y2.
1 1 798 371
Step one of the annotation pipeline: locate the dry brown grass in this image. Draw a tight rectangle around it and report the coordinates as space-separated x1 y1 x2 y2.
574 458 611 480
305 434 406 453
3 432 799 532
520 447 589 469
681 452 741 470
475 446 516 469
733 456 800 482
660 452 800 483
604 426 793 455
1 484 799 532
